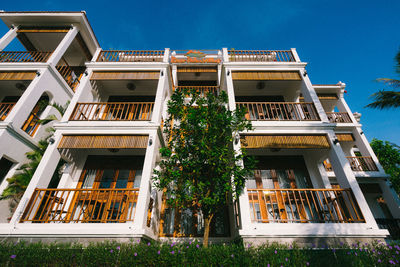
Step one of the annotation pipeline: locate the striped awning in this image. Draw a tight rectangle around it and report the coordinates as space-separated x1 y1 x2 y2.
58 135 148 149
241 135 330 149
0 71 36 80
90 71 160 80
232 71 301 81
177 67 217 73
336 133 355 142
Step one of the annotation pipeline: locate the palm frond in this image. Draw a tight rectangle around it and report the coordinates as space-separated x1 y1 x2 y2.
376 78 400 88
365 90 400 109
395 48 400 75
38 114 59 125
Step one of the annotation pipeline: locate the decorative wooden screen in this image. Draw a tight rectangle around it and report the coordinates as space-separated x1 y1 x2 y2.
336 133 355 142
177 67 217 72
58 135 148 149
241 135 330 149
90 71 160 80
232 71 301 80
0 71 36 80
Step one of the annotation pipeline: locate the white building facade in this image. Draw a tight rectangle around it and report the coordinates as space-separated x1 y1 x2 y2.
0 12 398 245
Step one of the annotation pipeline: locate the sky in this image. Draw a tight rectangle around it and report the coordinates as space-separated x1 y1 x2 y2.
1 0 399 144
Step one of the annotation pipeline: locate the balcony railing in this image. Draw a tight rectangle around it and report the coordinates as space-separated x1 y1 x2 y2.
0 51 52 63
327 112 352 123
70 102 154 121
20 188 140 223
237 102 320 121
228 50 295 62
55 58 83 91
248 188 364 223
376 218 400 239
96 50 164 62
21 112 40 136
0 102 16 121
347 156 378 171
176 86 220 96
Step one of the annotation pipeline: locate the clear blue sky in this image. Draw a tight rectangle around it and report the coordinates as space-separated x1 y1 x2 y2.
1 0 399 144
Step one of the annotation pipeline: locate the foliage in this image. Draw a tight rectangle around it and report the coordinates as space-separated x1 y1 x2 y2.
153 88 255 246
0 240 399 266
366 48 400 109
370 138 400 194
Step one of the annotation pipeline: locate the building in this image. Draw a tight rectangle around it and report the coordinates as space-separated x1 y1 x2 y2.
0 11 398 245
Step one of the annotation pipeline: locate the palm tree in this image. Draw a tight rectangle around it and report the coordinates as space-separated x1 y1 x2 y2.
366 48 400 109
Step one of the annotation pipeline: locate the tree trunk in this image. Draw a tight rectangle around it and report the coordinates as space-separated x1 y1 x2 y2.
203 213 214 248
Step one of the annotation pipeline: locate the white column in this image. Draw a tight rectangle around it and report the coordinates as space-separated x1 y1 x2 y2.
133 131 159 230
222 48 229 62
327 131 379 229
225 68 236 110
47 26 78 66
9 131 62 224
172 65 177 87
163 48 170 63
300 69 329 122
0 26 18 51
290 48 301 62
151 69 167 124
379 179 400 218
91 48 102 62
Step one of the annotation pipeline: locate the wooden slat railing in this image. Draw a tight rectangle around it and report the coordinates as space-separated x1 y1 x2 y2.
176 86 220 96
228 50 295 62
0 51 52 63
248 188 364 223
20 188 139 223
55 58 82 91
346 156 378 171
327 112 352 123
97 50 164 62
69 102 154 121
21 112 40 136
0 102 16 121
236 102 320 121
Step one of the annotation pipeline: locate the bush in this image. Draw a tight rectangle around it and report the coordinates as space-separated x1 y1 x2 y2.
0 240 399 266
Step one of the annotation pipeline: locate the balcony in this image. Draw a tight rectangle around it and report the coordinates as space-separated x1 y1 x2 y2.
177 86 220 96
20 188 139 223
0 51 52 63
326 112 352 123
0 102 15 120
69 102 154 121
228 50 295 62
237 102 320 121
347 156 378 172
376 218 400 239
96 50 164 62
21 111 40 136
248 188 364 223
55 58 84 92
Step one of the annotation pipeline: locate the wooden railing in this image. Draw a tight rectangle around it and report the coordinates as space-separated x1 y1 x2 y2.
228 50 295 62
248 188 364 223
21 112 40 136
0 102 16 120
326 112 352 123
176 86 220 96
70 102 154 121
236 102 320 121
20 188 139 223
347 156 378 171
0 51 52 63
55 58 82 91
96 50 164 62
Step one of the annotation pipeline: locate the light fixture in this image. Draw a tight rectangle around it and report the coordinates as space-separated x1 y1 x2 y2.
36 71 41 76
149 137 153 146
161 70 164 76
84 71 88 76
234 133 240 144
360 131 364 135
48 137 55 144
256 82 265 90
108 148 120 153
303 71 307 77
333 138 339 145
15 82 26 91
227 70 230 76
195 72 201 77
126 82 136 91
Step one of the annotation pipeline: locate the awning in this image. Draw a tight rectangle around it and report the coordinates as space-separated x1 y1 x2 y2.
177 67 217 73
58 135 148 149
241 135 330 149
232 71 301 81
0 71 36 80
90 71 160 80
336 133 355 142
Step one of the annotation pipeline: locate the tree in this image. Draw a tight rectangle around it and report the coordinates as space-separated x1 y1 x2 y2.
366 48 400 109
153 88 255 247
370 138 400 194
